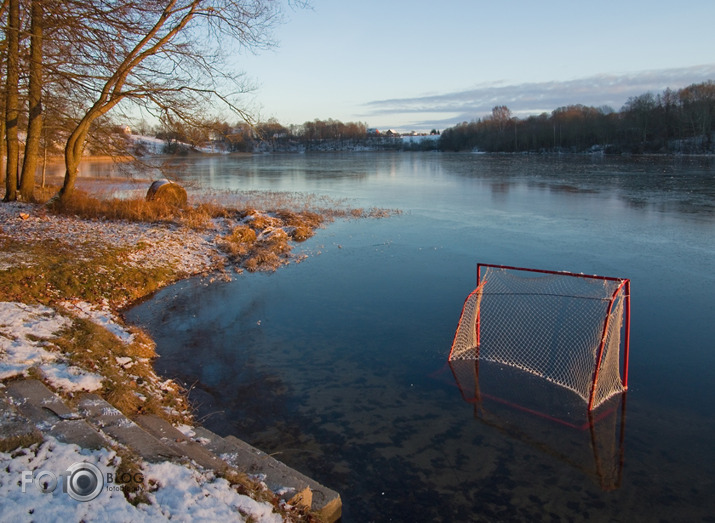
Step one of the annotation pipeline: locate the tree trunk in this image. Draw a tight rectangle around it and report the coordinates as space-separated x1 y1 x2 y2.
0 0 8 167
0 116 5 164
3 0 19 202
20 0 44 201
59 122 91 201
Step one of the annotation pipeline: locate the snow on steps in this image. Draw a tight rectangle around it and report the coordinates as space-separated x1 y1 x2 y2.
3 379 108 450
0 379 341 522
191 426 342 523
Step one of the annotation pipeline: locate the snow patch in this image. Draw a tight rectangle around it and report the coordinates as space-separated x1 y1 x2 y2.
0 302 102 391
175 424 196 438
0 437 282 521
62 300 135 344
42 363 104 393
116 356 134 368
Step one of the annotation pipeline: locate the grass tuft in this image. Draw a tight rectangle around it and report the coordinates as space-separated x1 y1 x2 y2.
0 432 44 453
48 190 190 224
216 224 256 259
53 316 191 425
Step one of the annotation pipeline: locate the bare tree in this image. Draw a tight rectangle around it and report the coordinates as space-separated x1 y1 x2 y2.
489 105 512 134
623 93 657 144
0 0 295 201
19 0 43 200
56 0 283 201
0 0 7 165
3 0 19 201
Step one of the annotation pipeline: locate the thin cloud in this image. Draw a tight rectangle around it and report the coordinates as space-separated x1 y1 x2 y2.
364 65 715 127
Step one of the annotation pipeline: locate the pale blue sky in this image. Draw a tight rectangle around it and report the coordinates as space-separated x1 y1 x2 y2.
234 1 715 131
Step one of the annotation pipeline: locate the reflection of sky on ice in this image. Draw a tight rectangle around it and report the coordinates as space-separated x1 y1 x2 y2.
126 153 715 522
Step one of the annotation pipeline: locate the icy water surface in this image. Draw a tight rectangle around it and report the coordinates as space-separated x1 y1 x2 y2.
125 153 715 521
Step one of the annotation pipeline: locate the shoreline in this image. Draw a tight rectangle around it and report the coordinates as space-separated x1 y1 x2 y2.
0 180 373 521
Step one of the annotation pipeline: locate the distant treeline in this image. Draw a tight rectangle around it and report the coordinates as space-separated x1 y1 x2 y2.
150 117 438 154
147 80 715 155
152 118 408 153
253 119 388 152
439 81 715 154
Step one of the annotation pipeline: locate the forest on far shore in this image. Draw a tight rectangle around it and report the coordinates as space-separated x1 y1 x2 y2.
140 80 715 156
438 81 715 154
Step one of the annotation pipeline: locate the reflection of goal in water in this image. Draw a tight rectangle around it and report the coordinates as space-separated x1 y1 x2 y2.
448 358 627 490
449 263 631 411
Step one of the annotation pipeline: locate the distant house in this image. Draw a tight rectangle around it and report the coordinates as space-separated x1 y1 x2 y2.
367 128 380 136
385 129 399 137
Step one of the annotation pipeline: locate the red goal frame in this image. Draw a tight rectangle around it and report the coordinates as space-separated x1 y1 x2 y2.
451 263 631 411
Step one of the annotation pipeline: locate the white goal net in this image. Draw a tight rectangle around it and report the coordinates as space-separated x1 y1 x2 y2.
449 264 630 410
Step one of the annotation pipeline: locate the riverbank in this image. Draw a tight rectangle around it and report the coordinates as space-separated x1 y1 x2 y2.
0 180 389 520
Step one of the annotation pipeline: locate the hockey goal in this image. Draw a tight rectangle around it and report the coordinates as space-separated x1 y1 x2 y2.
449 264 630 410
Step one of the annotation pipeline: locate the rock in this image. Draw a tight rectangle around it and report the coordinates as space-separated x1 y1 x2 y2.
146 180 187 206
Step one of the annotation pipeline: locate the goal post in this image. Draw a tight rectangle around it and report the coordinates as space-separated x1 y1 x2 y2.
449 264 631 411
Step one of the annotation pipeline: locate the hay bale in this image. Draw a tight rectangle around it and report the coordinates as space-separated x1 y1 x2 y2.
146 180 187 206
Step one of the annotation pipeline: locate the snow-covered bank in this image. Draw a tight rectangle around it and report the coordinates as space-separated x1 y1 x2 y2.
0 188 350 521
0 302 103 392
0 200 217 283
0 301 289 521
0 437 283 522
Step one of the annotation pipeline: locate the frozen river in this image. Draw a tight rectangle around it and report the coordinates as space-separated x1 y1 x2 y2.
125 152 715 521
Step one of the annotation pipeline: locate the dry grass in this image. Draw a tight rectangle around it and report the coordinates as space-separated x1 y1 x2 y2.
31 184 61 203
43 189 350 239
53 315 191 425
214 209 322 272
191 188 401 220
215 224 256 258
243 229 291 272
244 211 282 229
110 447 153 506
275 209 323 241
0 431 44 453
0 237 177 307
48 189 199 225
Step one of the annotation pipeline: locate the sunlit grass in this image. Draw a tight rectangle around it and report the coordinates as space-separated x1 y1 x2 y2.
52 316 190 424
0 238 178 306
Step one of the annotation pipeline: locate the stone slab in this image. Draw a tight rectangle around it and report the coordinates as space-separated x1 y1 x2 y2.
134 414 229 472
191 426 341 522
5 379 78 424
4 380 107 449
0 392 42 450
49 419 109 450
77 393 180 462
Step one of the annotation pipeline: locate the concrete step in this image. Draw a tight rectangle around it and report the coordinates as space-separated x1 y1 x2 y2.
2 380 342 522
0 391 42 450
77 393 181 462
192 426 342 523
134 414 230 473
4 379 107 450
